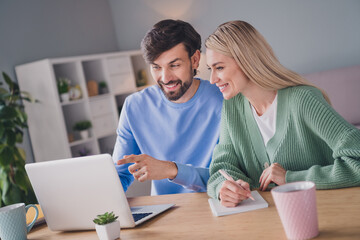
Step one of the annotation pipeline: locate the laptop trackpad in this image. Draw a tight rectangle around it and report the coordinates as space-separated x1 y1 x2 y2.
130 207 144 212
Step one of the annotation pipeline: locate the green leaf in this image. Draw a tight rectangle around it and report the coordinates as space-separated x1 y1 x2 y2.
3 183 22 205
3 120 15 129
0 144 4 153
21 91 37 103
0 146 13 166
14 148 25 163
15 108 27 124
11 81 20 94
6 130 16 146
1 174 10 196
0 106 17 119
8 95 21 103
0 188 2 207
0 87 7 94
0 168 8 189
0 125 5 138
2 72 14 91
14 167 29 194
24 185 38 205
17 148 26 162
15 132 23 143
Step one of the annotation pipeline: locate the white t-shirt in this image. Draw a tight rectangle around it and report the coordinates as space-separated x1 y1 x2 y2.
251 94 278 146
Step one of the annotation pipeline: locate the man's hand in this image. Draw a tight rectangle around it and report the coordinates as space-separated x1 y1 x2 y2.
259 163 286 191
219 179 251 207
117 154 178 182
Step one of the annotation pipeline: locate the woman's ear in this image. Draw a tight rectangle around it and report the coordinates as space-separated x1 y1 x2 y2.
191 50 201 70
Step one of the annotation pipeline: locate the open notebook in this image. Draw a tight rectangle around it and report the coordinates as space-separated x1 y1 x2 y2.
208 190 268 217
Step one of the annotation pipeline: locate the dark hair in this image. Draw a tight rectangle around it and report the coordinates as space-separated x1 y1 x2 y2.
141 19 201 63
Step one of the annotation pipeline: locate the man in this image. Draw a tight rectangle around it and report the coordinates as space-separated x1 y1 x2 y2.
113 19 223 195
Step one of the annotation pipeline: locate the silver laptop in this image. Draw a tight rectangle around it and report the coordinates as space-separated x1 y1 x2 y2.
25 154 174 231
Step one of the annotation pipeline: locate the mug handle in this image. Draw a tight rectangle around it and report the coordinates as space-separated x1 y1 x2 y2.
25 204 39 232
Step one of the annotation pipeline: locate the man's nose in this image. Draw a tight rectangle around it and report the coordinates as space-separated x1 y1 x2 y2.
161 69 173 84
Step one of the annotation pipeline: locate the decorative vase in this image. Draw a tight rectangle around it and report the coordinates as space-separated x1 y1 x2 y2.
87 80 98 97
95 220 120 240
79 130 89 139
60 93 70 102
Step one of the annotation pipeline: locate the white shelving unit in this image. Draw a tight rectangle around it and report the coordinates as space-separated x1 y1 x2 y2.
15 50 154 162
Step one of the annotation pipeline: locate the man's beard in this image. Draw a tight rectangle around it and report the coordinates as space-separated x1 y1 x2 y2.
158 76 193 101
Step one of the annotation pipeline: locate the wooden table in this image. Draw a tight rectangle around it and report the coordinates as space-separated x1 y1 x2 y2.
28 187 360 239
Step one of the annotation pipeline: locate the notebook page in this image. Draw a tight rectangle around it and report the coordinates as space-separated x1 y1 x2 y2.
208 191 268 217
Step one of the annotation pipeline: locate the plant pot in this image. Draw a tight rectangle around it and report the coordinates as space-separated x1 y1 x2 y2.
79 130 89 139
99 87 109 94
95 221 120 240
60 93 70 102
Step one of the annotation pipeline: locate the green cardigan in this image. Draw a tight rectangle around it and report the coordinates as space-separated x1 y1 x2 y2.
207 86 360 199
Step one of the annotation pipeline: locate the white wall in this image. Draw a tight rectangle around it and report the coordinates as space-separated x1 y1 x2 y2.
109 0 360 75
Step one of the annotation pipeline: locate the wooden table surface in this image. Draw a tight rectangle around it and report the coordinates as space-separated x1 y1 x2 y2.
28 187 360 239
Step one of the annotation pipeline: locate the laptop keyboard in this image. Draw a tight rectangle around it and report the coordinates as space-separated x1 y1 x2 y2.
133 212 153 222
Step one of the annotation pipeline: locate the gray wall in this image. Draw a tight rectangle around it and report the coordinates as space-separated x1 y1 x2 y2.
109 0 360 75
0 0 119 163
1 0 359 164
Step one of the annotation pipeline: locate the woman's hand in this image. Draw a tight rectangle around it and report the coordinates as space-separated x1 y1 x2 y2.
259 163 286 191
219 179 251 207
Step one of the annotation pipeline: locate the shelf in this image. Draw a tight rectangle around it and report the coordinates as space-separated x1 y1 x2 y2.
89 93 112 102
16 50 149 162
98 134 117 155
69 137 95 147
61 98 86 106
70 140 100 157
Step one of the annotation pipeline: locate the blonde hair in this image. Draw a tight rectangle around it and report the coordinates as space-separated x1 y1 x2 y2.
205 20 330 103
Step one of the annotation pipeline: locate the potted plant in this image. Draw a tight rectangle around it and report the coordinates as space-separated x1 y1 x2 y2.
98 81 109 94
93 211 120 240
57 77 70 102
0 72 37 206
73 120 92 139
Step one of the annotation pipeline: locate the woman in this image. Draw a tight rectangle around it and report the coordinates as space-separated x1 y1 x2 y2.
206 20 360 207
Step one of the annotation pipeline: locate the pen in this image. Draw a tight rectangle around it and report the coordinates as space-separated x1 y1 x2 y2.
219 169 255 201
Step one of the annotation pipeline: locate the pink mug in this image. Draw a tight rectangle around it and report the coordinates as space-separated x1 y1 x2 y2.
271 181 318 240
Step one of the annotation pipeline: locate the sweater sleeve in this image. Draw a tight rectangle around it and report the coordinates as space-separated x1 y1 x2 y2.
169 163 209 192
286 88 360 189
112 97 140 192
207 104 254 199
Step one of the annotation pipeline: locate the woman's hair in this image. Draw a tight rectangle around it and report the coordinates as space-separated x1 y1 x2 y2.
205 20 330 103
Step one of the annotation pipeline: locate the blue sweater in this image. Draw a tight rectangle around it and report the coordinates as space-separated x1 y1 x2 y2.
113 79 223 195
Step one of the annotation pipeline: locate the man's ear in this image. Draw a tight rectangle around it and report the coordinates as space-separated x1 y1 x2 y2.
191 50 201 69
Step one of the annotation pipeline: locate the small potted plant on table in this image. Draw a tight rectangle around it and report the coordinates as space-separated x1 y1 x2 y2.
73 120 92 140
93 211 120 240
